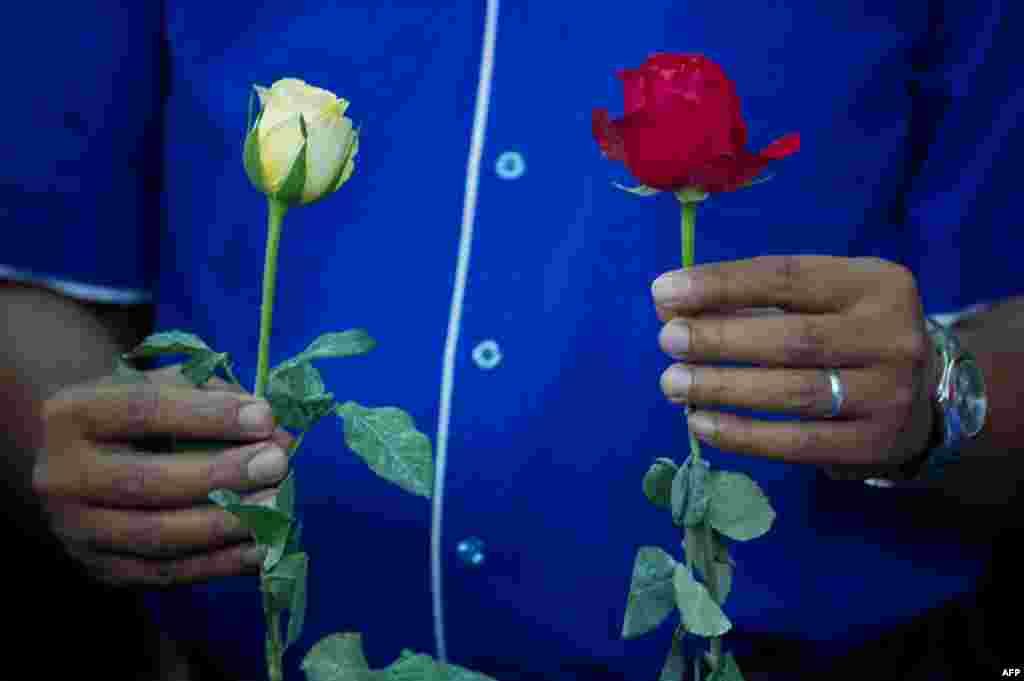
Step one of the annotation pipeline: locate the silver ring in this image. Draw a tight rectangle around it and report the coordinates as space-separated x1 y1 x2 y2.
825 368 846 418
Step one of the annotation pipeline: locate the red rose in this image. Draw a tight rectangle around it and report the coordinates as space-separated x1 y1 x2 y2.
592 53 800 193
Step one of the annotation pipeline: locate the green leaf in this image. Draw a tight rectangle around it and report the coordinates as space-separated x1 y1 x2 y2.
208 489 242 507
671 455 711 528
658 627 687 681
438 664 500 681
286 518 304 555
267 390 336 431
706 653 745 681
643 458 678 511
181 351 230 387
712 558 733 606
290 330 377 365
210 490 292 570
123 331 212 359
382 653 501 681
614 182 662 196
672 564 732 638
670 459 690 526
223 504 292 571
336 402 433 499
244 120 266 193
622 546 678 639
382 653 443 681
275 472 297 517
271 361 327 399
301 633 375 681
683 527 734 606
684 456 711 528
264 552 308 650
682 526 731 569
274 125 308 206
300 636 499 681
268 332 375 403
264 570 292 612
707 471 776 542
684 458 711 528
246 88 258 135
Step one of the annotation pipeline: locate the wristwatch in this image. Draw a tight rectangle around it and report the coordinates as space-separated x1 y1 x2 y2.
889 317 988 483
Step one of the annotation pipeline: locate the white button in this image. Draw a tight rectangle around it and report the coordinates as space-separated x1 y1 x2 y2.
495 151 525 180
456 536 486 567
472 339 502 370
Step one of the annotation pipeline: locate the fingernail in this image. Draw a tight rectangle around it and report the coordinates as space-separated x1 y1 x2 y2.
242 545 267 569
652 271 691 304
661 319 690 356
663 365 692 398
238 400 273 435
247 445 287 484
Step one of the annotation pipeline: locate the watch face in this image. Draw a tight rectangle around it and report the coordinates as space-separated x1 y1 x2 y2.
952 356 986 438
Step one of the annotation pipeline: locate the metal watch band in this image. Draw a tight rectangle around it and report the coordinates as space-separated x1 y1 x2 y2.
878 317 962 485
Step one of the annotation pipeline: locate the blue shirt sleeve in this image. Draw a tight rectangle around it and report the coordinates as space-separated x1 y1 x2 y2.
0 4 164 303
903 0 1023 316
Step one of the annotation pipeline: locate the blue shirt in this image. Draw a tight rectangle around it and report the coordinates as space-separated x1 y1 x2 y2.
5 2 1021 679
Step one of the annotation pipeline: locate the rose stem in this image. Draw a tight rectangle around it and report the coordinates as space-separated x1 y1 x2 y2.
264 595 285 681
255 197 288 399
680 200 702 465
254 196 288 681
680 198 722 672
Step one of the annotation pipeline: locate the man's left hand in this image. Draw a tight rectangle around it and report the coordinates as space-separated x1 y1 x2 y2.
652 255 939 480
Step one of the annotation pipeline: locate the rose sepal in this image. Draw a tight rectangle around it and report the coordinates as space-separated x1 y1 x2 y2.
673 187 710 204
614 182 663 197
244 108 267 194
738 173 774 189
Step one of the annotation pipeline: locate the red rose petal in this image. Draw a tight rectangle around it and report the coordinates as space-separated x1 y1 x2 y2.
592 108 626 161
617 68 647 116
617 106 717 190
594 53 800 193
721 154 771 192
760 132 801 159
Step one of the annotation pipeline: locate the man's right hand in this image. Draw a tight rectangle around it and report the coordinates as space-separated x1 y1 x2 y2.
31 367 291 587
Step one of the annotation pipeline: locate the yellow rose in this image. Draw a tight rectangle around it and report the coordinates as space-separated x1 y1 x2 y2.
244 78 359 206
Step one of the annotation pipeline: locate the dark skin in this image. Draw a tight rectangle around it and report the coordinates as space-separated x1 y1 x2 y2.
2 281 293 678
34 367 294 587
651 254 1023 503
2 282 292 587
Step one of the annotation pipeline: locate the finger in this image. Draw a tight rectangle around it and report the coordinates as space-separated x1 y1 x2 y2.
685 409 889 466
58 504 247 560
657 312 921 367
660 364 909 419
38 440 288 508
656 304 785 324
271 427 296 453
48 382 275 441
70 541 266 588
57 488 279 559
652 255 881 316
